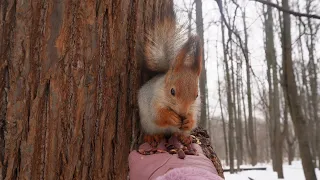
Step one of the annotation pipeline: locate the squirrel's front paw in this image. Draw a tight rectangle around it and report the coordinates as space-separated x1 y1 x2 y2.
167 110 181 127
156 107 181 127
180 116 195 131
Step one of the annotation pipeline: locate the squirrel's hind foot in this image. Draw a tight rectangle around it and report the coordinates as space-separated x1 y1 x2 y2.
174 133 198 156
143 134 165 147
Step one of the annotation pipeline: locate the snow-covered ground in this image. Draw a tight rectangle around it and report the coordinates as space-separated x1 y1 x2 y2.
223 160 320 180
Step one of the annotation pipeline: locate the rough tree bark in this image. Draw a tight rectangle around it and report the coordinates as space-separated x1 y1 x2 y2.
195 0 208 129
0 0 174 179
281 0 316 179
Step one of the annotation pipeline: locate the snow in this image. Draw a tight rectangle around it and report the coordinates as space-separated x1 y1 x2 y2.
223 160 320 180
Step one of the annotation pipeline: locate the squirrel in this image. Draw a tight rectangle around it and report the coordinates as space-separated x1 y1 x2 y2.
138 19 203 147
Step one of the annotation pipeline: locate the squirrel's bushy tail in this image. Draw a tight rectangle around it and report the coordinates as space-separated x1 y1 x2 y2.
143 19 187 72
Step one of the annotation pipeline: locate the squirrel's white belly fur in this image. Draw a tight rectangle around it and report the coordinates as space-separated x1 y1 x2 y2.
138 75 200 135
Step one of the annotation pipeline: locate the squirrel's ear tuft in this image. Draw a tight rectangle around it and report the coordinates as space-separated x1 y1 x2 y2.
173 35 203 76
173 35 195 72
192 35 203 76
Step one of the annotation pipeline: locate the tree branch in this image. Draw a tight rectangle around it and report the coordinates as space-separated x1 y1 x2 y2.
251 0 320 19
215 0 258 78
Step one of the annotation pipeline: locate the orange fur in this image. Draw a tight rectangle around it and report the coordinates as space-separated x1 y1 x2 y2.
155 107 181 127
164 67 199 118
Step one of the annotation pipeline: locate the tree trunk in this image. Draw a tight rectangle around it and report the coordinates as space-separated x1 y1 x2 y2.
0 1 173 179
187 2 193 36
287 136 296 166
195 0 208 129
262 92 271 164
305 0 319 169
242 78 249 164
236 55 243 166
217 61 229 166
281 0 316 179
288 143 295 165
242 9 257 166
285 101 295 166
230 32 240 171
296 15 315 164
264 6 276 170
220 13 234 173
264 1 284 177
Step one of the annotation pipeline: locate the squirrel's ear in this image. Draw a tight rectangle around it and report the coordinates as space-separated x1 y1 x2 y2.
192 35 203 76
173 36 195 72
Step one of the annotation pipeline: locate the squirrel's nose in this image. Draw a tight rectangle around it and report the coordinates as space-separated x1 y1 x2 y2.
179 106 190 117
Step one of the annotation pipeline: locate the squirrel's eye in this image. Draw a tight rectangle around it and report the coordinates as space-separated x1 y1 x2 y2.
196 94 198 98
171 88 175 96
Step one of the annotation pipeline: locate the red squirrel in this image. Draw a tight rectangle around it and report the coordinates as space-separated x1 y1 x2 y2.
138 19 203 147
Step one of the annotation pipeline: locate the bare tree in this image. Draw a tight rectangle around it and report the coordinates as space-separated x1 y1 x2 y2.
281 0 317 179
305 0 319 169
264 0 284 177
252 0 320 19
242 9 258 166
294 6 317 164
220 7 235 172
264 4 276 170
229 23 240 171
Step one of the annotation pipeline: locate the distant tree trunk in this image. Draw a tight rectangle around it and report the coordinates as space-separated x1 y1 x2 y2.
242 9 257 166
264 1 283 177
217 61 229 166
236 54 243 166
231 49 241 170
229 32 240 171
0 1 173 179
305 0 319 169
284 100 295 166
262 90 271 163
281 0 316 179
220 13 234 173
242 78 249 164
195 0 208 129
287 142 295 165
296 15 315 164
188 3 193 36
264 6 276 170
